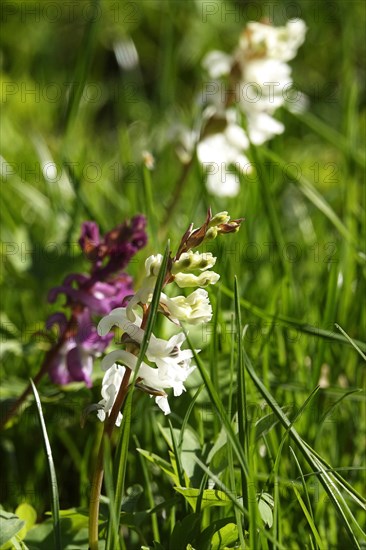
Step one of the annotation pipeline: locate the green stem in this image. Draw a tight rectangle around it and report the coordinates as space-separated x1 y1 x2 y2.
88 368 132 549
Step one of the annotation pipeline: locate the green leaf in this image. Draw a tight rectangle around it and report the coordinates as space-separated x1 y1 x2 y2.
159 424 201 480
0 510 25 546
174 488 232 512
15 503 37 540
211 522 239 550
136 449 179 486
257 493 274 528
168 513 200 550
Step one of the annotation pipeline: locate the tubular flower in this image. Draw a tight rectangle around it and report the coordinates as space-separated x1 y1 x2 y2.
94 210 243 425
159 289 212 325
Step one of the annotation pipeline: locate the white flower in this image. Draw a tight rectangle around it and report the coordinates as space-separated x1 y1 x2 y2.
196 19 307 184
246 111 285 145
160 289 213 325
98 307 142 339
98 308 197 382
239 19 307 63
145 254 163 276
197 112 252 197
241 58 292 113
174 271 220 288
123 254 163 321
205 170 241 197
100 339 195 417
202 50 233 78
97 363 124 426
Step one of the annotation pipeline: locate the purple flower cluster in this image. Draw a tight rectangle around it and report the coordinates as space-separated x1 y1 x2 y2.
46 216 147 387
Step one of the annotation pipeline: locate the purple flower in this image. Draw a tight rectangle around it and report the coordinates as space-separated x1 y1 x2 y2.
48 275 133 316
46 310 112 387
45 215 148 387
79 215 147 281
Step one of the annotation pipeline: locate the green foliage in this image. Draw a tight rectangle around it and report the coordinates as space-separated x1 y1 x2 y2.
1 0 365 549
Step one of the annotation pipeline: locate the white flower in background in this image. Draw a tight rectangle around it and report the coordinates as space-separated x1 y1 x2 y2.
196 110 252 197
202 50 232 78
238 19 307 63
246 111 285 146
197 19 306 196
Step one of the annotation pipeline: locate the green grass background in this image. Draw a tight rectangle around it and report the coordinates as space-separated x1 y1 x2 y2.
1 1 365 548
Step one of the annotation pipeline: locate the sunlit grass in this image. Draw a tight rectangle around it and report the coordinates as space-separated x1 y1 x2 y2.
1 1 365 549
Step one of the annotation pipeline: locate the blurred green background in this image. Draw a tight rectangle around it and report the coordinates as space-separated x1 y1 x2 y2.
1 0 365 548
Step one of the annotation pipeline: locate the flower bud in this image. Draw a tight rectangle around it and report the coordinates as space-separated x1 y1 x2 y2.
145 254 163 277
205 227 218 240
174 271 220 288
172 251 216 274
208 211 230 227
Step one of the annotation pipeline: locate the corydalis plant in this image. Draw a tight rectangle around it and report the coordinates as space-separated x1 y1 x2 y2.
88 210 243 548
95 210 243 423
46 215 147 388
178 19 307 197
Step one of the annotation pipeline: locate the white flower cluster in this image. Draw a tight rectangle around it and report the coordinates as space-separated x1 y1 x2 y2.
182 19 307 197
94 212 240 425
97 309 196 424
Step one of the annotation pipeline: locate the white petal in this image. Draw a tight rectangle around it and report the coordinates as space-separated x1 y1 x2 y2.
202 50 233 78
206 171 240 197
155 395 171 415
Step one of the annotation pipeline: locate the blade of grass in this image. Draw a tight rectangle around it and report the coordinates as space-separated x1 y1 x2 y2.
272 385 320 548
220 285 366 353
242 349 363 548
178 384 204 452
63 0 99 135
30 380 62 550
250 143 291 280
103 436 121 549
184 332 249 479
106 243 170 549
291 482 324 549
311 262 339 387
289 447 317 545
334 324 366 360
168 419 186 490
234 277 254 542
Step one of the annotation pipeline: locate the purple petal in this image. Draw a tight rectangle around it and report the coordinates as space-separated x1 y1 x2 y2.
79 222 100 261
46 312 68 332
48 351 72 385
66 347 93 387
63 273 89 286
